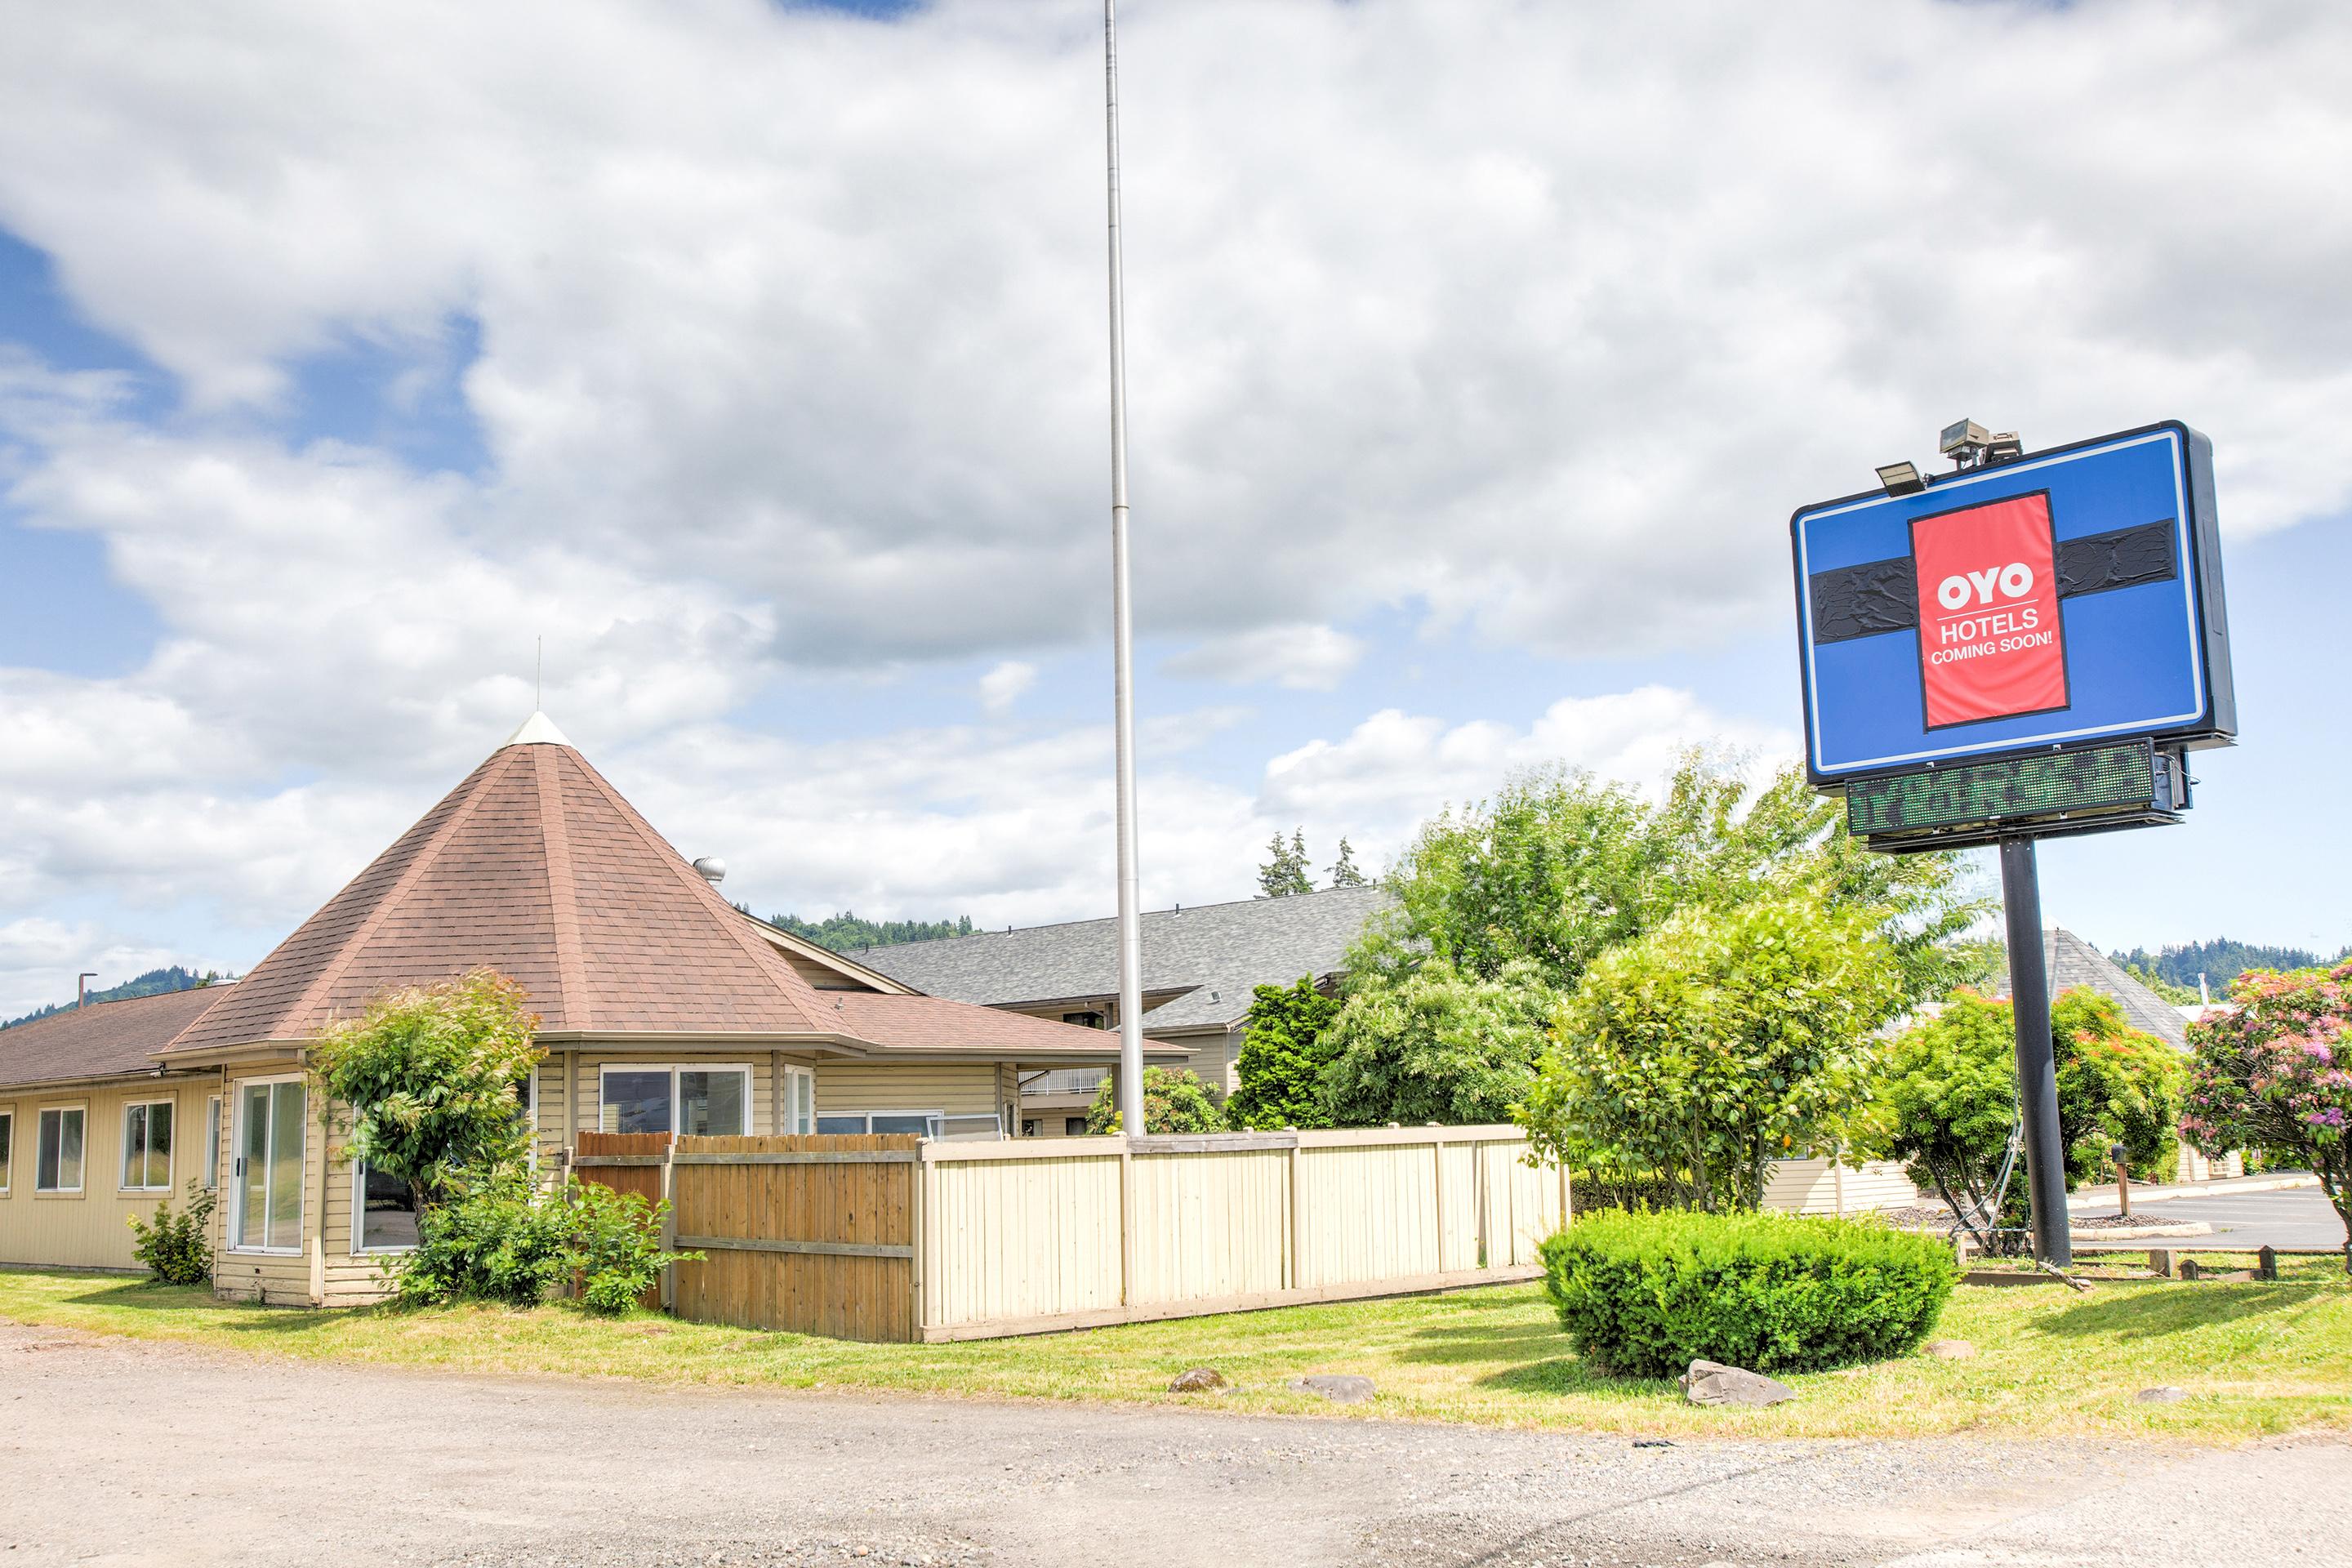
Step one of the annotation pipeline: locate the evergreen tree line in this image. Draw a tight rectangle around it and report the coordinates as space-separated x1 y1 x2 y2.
760 909 975 952
1256 829 1370 897
2109 937 2350 998
0 964 229 1032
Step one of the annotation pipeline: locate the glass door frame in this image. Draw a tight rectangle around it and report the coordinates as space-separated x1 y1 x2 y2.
229 1073 308 1254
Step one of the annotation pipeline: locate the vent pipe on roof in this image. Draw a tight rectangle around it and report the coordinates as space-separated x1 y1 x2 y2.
693 857 726 887
78 971 97 1009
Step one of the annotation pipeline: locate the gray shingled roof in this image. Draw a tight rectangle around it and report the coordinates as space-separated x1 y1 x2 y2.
1995 927 2189 1049
862 885 1396 1031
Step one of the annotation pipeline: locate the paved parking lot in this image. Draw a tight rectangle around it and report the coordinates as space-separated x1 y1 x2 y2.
2 1320 2346 1568
2072 1184 2345 1251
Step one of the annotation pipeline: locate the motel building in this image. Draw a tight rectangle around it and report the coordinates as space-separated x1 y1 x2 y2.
0 714 1178 1305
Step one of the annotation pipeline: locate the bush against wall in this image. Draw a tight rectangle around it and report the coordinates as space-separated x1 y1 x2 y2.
1317 957 1557 1127
396 1169 699 1314
1539 1210 1957 1378
2184 962 2352 1262
1519 900 1904 1213
1085 1066 1223 1134
310 968 543 1213
127 1179 218 1286
1226 976 1342 1129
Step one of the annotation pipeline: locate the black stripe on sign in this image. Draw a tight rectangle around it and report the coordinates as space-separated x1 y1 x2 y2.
1807 519 2177 645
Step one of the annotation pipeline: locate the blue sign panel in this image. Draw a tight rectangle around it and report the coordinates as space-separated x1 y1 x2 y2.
1792 422 2234 785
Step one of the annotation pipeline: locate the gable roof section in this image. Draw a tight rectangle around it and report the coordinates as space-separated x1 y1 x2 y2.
0 986 232 1089
862 884 1395 1031
159 719 1112 1061
1996 926 2189 1049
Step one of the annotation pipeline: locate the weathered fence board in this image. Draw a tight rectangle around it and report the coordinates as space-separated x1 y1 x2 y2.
668 1134 919 1343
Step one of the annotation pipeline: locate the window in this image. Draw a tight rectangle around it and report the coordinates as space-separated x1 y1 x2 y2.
814 1110 946 1137
1020 1118 1041 1138
203 1096 222 1190
232 1079 307 1252
0 1109 11 1192
1062 1010 1106 1029
121 1100 174 1192
780 1067 815 1136
35 1107 85 1193
1065 1117 1089 1138
597 1065 750 1138
352 1165 419 1252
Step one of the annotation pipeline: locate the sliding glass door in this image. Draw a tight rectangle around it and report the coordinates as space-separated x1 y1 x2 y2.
233 1080 307 1251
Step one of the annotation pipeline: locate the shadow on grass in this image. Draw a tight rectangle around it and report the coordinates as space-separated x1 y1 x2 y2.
2032 1284 2320 1339
48 1277 377 1333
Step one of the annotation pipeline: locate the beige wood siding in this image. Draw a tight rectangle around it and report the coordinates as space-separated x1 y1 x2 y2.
816 1062 998 1120
1759 1156 1920 1216
0 1078 224 1272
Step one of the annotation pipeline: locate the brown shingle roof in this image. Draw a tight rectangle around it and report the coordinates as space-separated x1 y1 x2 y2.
0 986 231 1089
158 723 1120 1063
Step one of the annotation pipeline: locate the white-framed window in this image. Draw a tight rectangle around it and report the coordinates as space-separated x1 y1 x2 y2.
35 1107 86 1193
351 1163 419 1254
597 1064 751 1138
780 1066 815 1135
809 1109 997 1138
203 1095 222 1191
121 1099 175 1192
0 1107 13 1193
230 1076 307 1253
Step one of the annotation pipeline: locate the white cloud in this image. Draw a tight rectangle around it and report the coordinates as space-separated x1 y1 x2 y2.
1163 623 1366 690
978 659 1037 712
0 0 2341 672
1260 686 1796 871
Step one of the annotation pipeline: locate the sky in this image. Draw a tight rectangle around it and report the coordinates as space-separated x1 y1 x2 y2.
0 0 2347 1018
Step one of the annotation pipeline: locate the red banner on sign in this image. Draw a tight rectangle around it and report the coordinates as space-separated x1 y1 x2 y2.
1911 492 2068 728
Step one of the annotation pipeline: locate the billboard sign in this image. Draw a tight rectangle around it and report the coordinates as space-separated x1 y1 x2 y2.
1792 421 2234 785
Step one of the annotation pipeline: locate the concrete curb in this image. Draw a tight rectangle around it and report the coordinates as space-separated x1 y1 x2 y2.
2071 1174 2319 1206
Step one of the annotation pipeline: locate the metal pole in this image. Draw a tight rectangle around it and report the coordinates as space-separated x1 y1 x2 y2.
1104 0 1146 1138
1998 837 2071 1266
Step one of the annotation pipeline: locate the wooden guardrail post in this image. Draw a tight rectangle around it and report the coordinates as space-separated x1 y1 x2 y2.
2258 1245 2278 1281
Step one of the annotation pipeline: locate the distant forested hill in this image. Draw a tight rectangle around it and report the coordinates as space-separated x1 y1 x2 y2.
760 911 974 952
2110 938 2350 996
0 965 225 1032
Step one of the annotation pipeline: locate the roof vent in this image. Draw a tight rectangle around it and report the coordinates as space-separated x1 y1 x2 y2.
693 857 727 887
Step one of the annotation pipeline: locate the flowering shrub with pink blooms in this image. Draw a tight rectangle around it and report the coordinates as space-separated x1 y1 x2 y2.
2184 961 2352 1267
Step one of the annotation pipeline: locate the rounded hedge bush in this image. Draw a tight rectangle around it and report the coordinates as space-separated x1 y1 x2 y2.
1539 1209 1958 1379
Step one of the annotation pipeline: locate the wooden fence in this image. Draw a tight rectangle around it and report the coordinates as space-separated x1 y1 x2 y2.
572 1131 675 1310
640 1125 1564 1343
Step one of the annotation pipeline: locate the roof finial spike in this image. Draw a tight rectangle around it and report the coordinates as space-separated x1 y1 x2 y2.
502 710 572 749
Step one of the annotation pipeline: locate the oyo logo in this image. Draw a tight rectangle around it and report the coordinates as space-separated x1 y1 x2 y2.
1936 562 2035 610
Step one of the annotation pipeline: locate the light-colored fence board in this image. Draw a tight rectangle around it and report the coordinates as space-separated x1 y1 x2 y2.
916 1125 1561 1342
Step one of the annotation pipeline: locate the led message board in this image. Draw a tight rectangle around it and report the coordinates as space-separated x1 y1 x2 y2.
1842 738 2185 849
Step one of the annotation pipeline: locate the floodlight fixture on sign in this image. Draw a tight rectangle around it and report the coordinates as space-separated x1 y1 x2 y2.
1875 460 1927 497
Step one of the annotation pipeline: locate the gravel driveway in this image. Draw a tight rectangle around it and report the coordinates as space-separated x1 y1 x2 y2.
1 1321 2344 1568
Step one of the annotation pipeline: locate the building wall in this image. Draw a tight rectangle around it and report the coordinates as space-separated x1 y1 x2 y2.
0 1076 227 1272
533 1049 1007 1147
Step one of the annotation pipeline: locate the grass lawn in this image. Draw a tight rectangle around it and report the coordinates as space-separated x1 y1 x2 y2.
3 1258 2346 1442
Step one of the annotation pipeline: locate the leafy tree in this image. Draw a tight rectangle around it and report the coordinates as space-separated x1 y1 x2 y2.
1868 988 2187 1250
1085 1066 1223 1134
1257 828 1315 898
309 969 543 1215
1326 836 1369 889
761 910 974 951
1318 958 1557 1127
1348 755 1981 1010
1520 899 1904 1213
2183 962 2352 1265
1226 977 1343 1129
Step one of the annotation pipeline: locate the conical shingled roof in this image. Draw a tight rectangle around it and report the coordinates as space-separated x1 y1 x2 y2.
165 722 837 1053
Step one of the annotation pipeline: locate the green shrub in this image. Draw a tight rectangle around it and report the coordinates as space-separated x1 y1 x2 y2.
395 1171 697 1314
1538 1209 1957 1378
127 1180 217 1285
1085 1066 1223 1134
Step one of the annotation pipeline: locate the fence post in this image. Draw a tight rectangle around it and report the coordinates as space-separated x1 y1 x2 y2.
659 1139 677 1312
1118 1138 1135 1308
1286 1132 1304 1293
1429 1126 1448 1276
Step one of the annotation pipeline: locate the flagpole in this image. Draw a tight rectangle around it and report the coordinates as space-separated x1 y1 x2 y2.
1104 0 1146 1137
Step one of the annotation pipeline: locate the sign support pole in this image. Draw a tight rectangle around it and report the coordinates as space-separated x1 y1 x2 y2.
1998 835 2071 1266
1102 0 1146 1139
